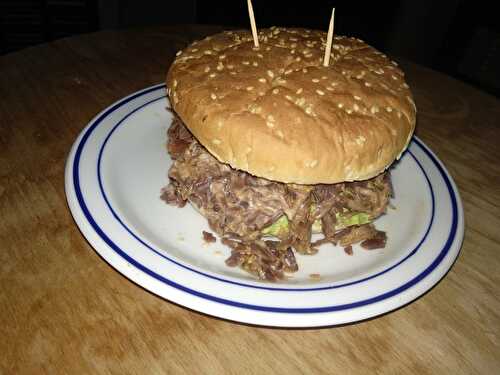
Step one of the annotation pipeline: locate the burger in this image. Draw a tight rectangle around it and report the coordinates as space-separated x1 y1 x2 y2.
162 27 416 281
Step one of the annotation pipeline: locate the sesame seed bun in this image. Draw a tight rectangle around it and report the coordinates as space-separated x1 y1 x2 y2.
166 27 416 184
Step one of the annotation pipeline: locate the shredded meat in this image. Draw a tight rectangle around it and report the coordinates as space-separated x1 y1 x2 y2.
167 116 193 159
361 230 387 249
202 231 216 243
160 184 186 207
163 116 393 281
222 238 298 281
344 245 353 255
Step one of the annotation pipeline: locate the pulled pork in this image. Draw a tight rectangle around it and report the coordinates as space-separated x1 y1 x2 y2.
161 116 392 281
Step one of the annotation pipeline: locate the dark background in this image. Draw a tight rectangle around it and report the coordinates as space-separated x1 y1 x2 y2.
1 0 499 96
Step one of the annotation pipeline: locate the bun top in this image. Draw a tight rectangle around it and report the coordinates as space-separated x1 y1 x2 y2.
166 27 416 184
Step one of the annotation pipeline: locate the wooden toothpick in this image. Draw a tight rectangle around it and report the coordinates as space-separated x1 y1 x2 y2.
323 8 335 67
247 0 259 48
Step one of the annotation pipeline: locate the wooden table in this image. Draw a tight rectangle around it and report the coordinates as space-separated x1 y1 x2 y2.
1 25 499 374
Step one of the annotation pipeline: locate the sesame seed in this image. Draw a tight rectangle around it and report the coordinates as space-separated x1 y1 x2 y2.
295 56 301 61
296 88 303 94
258 91 265 96
331 82 338 86
246 86 254 91
217 63 224 71
204 66 211 73
242 61 250 65
302 68 308 73
218 54 226 59
230 71 237 75
364 82 372 87
266 121 274 128
386 106 393 112
305 53 313 58
257 53 264 58
276 130 284 138
402 83 409 89
397 111 402 118
266 46 271 51
354 95 361 100
305 106 313 114
291 49 296 54
278 68 285 74
204 50 213 55
355 136 366 145
253 61 259 67
212 139 221 145
312 78 320 83
337 103 344 108
176 50 182 56
258 78 266 83
322 76 327 80
370 105 379 114
296 98 305 106
310 160 318 167
209 73 216 78
346 108 353 114
285 95 293 101
267 70 274 78
272 88 279 94
267 114 275 122
249 104 262 114
392 75 398 80
284 69 293 75
316 89 325 96
353 104 360 111
326 87 334 91
227 64 234 69
173 79 178 87
210 93 217 100
191 48 198 52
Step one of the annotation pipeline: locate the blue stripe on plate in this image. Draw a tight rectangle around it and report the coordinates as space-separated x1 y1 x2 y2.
72 85 459 313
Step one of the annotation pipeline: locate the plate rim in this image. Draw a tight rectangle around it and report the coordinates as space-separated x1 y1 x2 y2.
65 84 464 325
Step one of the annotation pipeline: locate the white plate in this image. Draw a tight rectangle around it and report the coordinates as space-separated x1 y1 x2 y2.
65 84 464 327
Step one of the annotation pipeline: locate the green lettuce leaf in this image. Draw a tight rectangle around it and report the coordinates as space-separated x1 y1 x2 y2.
262 212 371 237
335 212 371 229
261 215 289 237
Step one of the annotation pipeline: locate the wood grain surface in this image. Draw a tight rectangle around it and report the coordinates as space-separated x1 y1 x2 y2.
1 25 499 374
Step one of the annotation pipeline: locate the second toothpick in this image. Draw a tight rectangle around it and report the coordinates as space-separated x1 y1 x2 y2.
323 8 335 67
